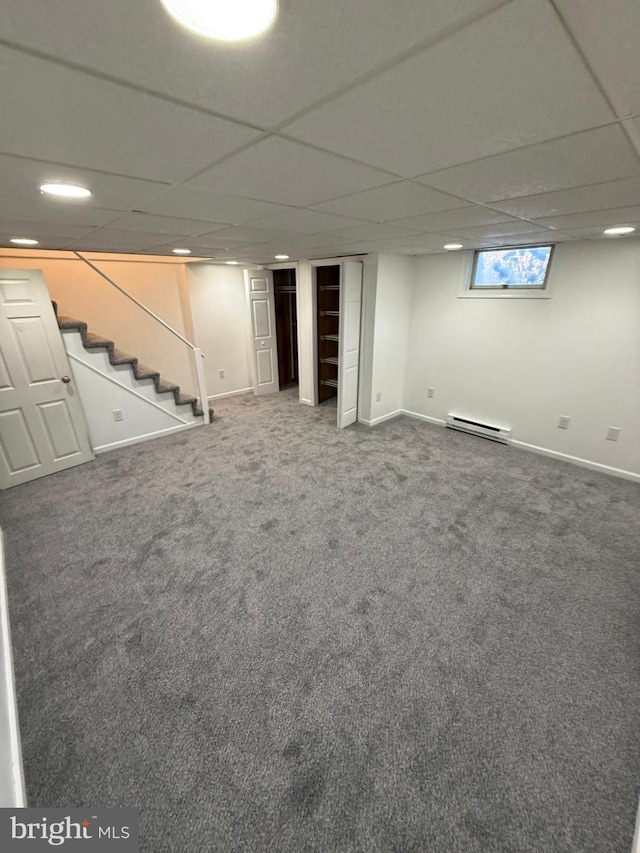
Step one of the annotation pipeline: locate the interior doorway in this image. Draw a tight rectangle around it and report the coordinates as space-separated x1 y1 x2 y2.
273 268 298 389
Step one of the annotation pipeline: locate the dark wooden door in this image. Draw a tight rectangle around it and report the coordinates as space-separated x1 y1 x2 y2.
274 269 298 387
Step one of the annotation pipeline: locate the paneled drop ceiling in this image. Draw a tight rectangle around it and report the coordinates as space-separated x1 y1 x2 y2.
1 0 639 262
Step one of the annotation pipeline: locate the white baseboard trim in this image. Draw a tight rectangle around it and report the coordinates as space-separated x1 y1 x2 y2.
0 531 26 807
632 798 640 853
208 387 254 401
511 440 640 483
401 410 447 427
359 409 403 427
300 398 314 407
94 423 196 454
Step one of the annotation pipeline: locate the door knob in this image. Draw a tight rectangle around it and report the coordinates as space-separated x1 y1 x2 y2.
61 375 71 383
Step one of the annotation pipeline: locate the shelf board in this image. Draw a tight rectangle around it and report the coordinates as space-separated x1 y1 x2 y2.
320 357 339 365
320 378 339 388
320 310 340 316
321 334 339 341
319 284 340 291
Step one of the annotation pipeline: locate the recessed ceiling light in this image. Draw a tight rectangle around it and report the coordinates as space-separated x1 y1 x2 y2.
274 254 290 260
159 0 278 41
443 243 464 251
603 225 635 236
10 238 39 246
40 183 92 199
172 248 191 255
226 260 240 265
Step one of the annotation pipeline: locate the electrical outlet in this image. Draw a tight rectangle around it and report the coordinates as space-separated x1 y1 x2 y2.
376 391 382 402
113 409 123 422
558 415 571 430
606 427 621 441
427 387 435 398
218 369 225 379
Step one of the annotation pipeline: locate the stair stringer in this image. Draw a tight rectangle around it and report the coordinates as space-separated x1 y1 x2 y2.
61 327 202 453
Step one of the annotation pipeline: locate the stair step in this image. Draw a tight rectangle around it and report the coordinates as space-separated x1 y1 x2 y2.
57 311 212 422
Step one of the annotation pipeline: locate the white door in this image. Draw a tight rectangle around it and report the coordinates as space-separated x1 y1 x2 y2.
0 269 94 489
245 269 279 396
337 261 363 428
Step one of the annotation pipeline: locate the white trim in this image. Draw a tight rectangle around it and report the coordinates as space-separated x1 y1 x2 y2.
511 440 640 483
300 398 313 406
359 409 403 427
67 350 191 425
632 798 640 853
208 387 253 401
401 410 447 427
456 248 553 299
0 530 26 807
93 423 196 454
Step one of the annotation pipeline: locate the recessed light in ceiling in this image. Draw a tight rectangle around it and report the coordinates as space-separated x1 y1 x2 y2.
159 0 278 41
10 238 39 246
172 248 191 255
40 183 92 199
226 260 240 265
274 254 290 260
443 243 464 251
603 225 635 236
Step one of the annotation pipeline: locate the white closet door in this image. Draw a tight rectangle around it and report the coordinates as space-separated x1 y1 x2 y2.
0 269 94 489
337 261 363 428
245 270 279 396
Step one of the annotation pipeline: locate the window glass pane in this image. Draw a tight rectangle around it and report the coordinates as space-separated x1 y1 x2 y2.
472 246 552 287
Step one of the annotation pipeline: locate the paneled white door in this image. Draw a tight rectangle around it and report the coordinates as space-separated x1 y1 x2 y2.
337 261 363 429
0 269 94 489
245 269 279 396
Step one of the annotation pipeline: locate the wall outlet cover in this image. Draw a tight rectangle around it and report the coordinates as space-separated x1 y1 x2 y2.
558 416 571 429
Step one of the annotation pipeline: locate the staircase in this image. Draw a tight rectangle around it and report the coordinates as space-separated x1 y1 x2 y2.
55 306 213 424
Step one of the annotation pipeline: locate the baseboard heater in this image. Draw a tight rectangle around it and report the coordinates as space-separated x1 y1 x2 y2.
445 413 511 444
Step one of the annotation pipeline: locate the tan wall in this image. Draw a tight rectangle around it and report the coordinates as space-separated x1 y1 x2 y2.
0 250 198 397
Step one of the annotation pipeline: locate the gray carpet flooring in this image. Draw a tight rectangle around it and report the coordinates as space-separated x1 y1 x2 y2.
1 388 638 852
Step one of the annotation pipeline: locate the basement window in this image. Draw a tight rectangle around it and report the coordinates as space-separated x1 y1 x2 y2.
466 244 554 297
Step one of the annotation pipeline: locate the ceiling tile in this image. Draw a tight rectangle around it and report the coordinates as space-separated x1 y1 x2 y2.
0 154 170 211
194 225 292 247
62 230 192 253
311 181 464 221
445 220 553 239
319 223 425 243
0 198 120 227
187 137 394 206
392 205 515 232
491 177 640 219
0 0 507 126
0 222 96 240
0 47 261 183
417 125 640 203
283 0 614 176
138 186 292 225
553 227 639 241
533 206 640 230
476 230 572 246
104 212 224 236
245 209 368 234
555 0 640 118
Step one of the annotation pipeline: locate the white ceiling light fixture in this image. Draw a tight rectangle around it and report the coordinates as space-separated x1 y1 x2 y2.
443 243 464 251
40 183 92 200
274 254 289 260
10 238 39 246
603 225 635 236
172 247 192 255
226 260 240 265
159 0 278 42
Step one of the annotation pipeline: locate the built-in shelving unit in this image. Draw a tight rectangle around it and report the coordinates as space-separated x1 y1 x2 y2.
316 265 341 404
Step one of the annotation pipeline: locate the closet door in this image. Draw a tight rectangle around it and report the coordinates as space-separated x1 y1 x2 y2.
245 270 279 396
337 261 363 428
